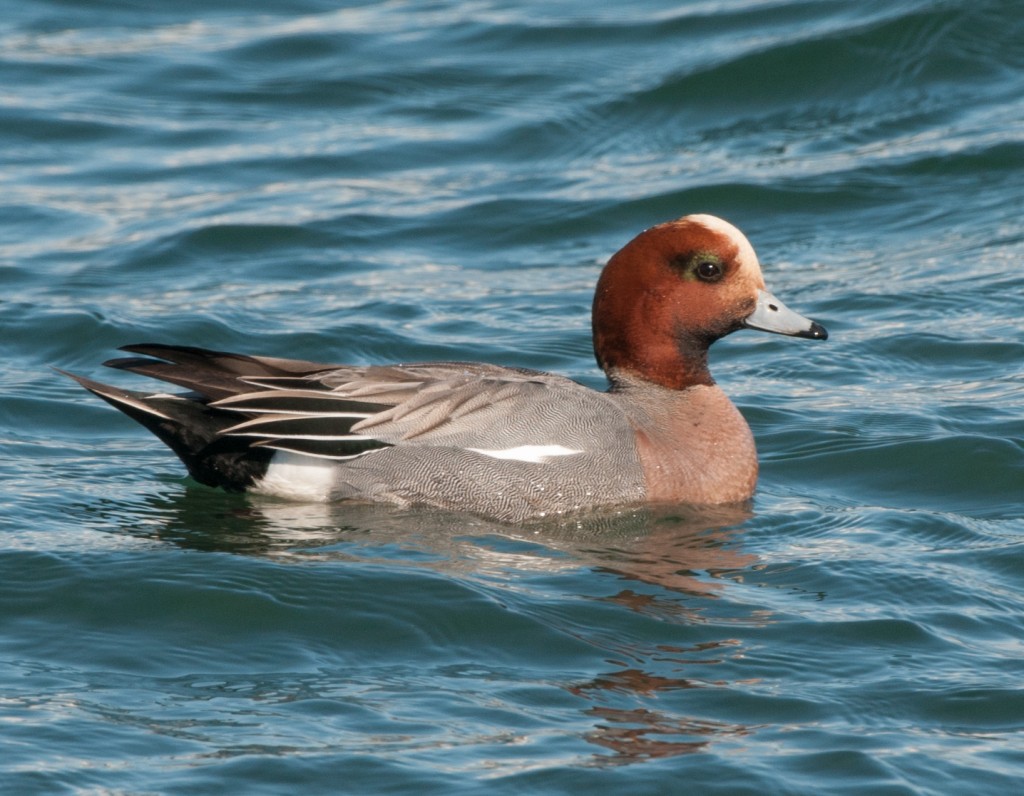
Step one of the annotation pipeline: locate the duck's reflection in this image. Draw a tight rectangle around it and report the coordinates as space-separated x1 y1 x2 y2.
582 706 751 763
103 485 760 765
120 487 754 590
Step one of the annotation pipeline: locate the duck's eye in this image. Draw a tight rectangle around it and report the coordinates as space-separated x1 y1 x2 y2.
696 259 723 282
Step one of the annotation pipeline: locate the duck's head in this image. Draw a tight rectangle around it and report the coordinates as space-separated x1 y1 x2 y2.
592 214 827 390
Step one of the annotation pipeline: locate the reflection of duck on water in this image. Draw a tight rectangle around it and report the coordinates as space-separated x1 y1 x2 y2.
113 487 754 597
92 487 758 766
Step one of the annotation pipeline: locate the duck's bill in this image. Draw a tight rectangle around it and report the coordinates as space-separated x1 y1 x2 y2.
743 289 828 340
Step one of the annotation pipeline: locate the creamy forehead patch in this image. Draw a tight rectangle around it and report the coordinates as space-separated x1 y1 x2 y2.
687 214 761 271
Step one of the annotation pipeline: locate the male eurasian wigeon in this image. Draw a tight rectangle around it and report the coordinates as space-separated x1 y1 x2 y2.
65 214 826 522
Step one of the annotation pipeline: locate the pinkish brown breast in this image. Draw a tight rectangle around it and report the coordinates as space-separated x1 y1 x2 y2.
610 380 758 505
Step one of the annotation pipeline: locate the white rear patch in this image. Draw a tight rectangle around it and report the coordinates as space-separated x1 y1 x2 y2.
253 451 335 502
467 444 583 464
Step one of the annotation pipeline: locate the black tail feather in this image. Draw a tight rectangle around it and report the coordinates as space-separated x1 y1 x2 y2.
60 368 272 490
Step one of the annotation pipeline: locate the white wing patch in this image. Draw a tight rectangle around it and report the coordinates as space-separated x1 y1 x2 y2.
467 444 583 464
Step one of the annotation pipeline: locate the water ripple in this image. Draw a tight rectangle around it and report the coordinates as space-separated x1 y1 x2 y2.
2 0 1023 793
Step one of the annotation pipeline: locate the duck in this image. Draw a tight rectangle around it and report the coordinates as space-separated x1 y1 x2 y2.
63 214 827 523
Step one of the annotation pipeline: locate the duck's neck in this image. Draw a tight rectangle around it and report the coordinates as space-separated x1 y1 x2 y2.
597 331 714 391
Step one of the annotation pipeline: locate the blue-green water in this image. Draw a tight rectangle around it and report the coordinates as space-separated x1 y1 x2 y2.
2 0 1023 792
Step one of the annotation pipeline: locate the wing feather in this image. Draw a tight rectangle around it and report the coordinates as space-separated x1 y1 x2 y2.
85 345 598 459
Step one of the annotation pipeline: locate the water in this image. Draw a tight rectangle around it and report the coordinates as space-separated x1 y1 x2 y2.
2 0 1022 792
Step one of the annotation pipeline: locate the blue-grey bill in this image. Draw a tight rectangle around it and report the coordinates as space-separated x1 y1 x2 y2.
743 289 828 340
